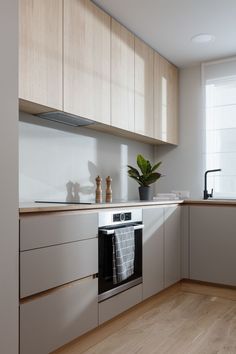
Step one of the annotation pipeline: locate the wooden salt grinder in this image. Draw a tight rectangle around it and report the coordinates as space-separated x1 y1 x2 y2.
95 176 102 203
106 176 112 203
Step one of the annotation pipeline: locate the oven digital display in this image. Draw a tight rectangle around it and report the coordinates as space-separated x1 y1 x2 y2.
113 212 132 222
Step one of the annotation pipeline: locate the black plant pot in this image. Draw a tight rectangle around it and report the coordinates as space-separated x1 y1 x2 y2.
139 186 151 201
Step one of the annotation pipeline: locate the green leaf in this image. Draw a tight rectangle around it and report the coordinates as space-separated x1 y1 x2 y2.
137 154 148 175
129 175 143 186
151 161 162 172
128 170 140 180
146 160 152 174
127 165 140 178
145 172 162 185
139 175 148 187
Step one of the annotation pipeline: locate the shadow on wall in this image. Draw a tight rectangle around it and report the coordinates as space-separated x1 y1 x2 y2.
64 158 125 203
87 160 97 193
66 181 80 202
66 161 98 202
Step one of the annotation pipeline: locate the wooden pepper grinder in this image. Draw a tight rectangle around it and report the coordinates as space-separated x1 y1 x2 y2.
106 176 112 203
95 176 102 203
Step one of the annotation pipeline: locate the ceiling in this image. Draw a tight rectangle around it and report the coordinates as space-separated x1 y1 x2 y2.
93 0 236 68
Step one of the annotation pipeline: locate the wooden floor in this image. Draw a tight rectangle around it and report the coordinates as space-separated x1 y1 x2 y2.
54 281 236 354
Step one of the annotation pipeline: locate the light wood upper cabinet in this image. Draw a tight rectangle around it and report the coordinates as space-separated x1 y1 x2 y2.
111 20 135 131
168 62 178 144
19 0 63 110
64 0 111 125
155 55 179 144
154 52 161 140
19 0 179 145
134 37 154 137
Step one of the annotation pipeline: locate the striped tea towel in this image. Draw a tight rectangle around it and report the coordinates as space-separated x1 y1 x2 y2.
112 226 135 284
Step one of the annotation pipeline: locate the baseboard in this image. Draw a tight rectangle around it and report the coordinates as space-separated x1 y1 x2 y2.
181 279 236 301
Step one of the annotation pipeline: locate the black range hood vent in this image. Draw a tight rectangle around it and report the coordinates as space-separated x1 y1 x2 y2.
36 111 95 127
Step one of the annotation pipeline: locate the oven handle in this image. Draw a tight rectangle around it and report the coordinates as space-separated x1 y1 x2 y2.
99 224 144 235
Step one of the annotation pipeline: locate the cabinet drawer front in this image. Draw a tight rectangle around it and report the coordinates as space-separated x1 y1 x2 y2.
164 206 181 288
20 238 98 298
20 211 98 250
20 277 98 354
143 207 164 300
190 206 236 286
99 284 142 325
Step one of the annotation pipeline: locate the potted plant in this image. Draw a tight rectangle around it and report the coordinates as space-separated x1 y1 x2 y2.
128 154 162 200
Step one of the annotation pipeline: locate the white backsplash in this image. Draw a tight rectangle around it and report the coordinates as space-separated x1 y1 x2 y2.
19 112 154 202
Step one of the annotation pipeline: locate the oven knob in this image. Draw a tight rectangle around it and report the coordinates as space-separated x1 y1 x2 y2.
120 213 125 222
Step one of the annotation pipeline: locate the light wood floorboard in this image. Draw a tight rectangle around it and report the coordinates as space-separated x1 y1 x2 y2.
53 282 236 354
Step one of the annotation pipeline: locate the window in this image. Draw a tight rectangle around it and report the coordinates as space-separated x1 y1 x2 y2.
203 59 236 198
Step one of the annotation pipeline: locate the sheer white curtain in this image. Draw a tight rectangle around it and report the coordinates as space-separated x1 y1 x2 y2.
202 58 236 198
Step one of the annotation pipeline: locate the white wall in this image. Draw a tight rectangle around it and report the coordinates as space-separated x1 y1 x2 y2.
155 65 204 198
19 112 155 202
0 1 18 353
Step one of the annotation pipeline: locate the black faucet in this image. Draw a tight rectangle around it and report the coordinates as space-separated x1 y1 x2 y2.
203 169 222 199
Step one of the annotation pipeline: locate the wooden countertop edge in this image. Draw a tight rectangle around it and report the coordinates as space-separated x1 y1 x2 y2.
19 200 184 214
184 200 236 206
19 199 236 214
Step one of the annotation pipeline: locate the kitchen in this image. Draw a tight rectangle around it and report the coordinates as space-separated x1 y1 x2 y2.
1 0 236 353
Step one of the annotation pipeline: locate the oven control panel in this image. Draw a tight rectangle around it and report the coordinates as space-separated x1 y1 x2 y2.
113 212 131 222
99 209 142 227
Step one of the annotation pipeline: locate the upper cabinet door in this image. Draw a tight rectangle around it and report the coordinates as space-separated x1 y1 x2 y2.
19 0 63 110
111 20 135 131
134 38 154 137
155 55 178 144
154 52 162 141
168 63 179 145
64 0 111 125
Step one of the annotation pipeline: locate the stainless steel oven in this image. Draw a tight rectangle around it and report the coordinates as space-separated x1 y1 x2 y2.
98 209 143 302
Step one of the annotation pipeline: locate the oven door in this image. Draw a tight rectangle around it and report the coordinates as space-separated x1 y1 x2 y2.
98 223 143 302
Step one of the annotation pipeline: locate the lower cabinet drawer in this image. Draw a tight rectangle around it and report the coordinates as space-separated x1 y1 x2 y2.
20 238 98 298
20 277 98 354
99 284 142 325
20 211 98 250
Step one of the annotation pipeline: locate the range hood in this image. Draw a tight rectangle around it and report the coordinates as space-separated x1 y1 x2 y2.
36 111 95 127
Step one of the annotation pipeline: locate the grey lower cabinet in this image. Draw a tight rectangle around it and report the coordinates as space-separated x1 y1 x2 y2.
99 284 142 325
143 206 164 300
20 205 182 353
20 210 99 354
180 205 190 279
20 211 98 250
20 277 98 354
142 205 181 300
190 206 236 286
20 238 98 298
164 206 181 287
